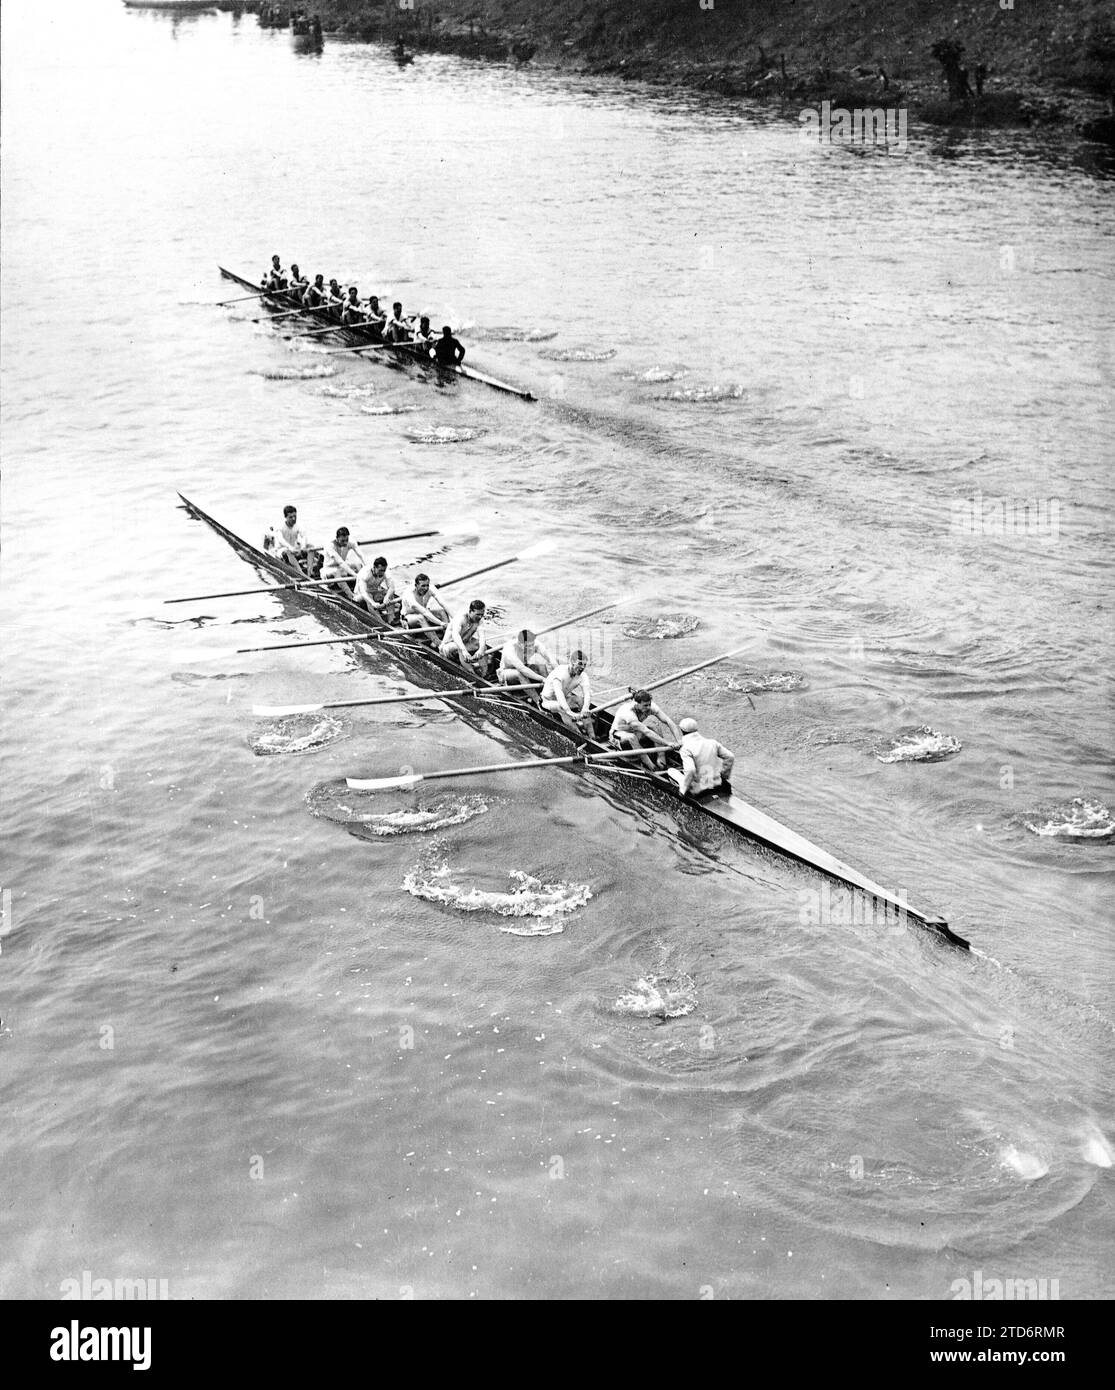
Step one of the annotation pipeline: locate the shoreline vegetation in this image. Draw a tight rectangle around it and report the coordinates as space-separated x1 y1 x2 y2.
274 0 1115 142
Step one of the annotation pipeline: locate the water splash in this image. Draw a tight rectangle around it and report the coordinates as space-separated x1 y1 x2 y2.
614 973 698 1019
538 346 617 362
874 726 962 763
345 796 491 838
623 614 701 640
999 1145 1050 1181
319 383 381 399
1024 797 1114 839
402 864 591 930
248 714 344 755
361 403 420 415
250 364 337 380
724 670 808 695
655 382 746 402
1079 1124 1113 1167
305 782 485 824
621 366 688 383
404 425 482 444
475 325 557 342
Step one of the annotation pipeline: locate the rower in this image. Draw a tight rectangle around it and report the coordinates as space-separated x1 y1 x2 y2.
325 278 345 314
341 286 365 325
401 572 451 643
432 325 466 367
265 504 315 576
288 263 308 297
320 526 366 595
439 599 488 673
353 555 401 625
302 273 326 307
541 650 594 736
413 315 435 352
262 254 287 291
497 629 554 692
677 717 735 797
609 688 683 771
384 301 414 343
363 295 387 340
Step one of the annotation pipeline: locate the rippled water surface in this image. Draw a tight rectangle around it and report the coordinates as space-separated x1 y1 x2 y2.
2 0 1112 1300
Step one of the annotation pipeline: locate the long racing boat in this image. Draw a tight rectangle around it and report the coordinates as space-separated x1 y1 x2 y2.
218 266 536 401
177 494 968 949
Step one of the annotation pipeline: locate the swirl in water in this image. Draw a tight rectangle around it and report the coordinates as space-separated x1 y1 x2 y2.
250 364 337 380
1024 797 1114 839
623 614 701 640
248 715 344 755
614 973 698 1019
538 346 617 362
346 797 491 838
724 671 808 695
874 725 962 763
655 382 746 402
476 326 557 342
404 425 482 444
403 864 591 934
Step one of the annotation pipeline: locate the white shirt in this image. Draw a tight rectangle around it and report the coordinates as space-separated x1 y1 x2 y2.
321 541 364 579
680 731 734 794
542 663 591 712
611 699 669 739
353 565 397 610
498 637 554 677
402 582 448 623
278 520 309 553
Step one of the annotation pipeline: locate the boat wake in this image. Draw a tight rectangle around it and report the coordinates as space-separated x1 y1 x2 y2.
248 714 344 755
538 346 617 362
474 325 558 342
305 783 489 827
1023 797 1114 839
404 425 483 444
613 972 698 1020
623 614 701 640
654 382 747 403
346 797 491 838
721 670 808 695
250 364 337 380
402 862 592 932
874 725 963 763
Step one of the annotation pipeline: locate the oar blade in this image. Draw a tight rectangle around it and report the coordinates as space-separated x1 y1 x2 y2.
519 538 559 561
346 774 423 791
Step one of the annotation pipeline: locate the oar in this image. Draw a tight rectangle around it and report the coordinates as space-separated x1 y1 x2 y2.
440 539 558 589
164 525 478 604
217 289 282 304
254 679 541 718
252 306 317 321
347 745 667 792
591 643 757 713
475 594 638 663
176 624 445 664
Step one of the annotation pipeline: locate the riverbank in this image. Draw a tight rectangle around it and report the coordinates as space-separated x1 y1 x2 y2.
313 0 1114 139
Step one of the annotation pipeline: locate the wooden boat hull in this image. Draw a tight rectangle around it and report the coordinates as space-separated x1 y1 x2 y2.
219 266 535 400
178 494 966 949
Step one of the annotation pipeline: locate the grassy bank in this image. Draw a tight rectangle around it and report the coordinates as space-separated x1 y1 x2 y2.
307 0 1115 136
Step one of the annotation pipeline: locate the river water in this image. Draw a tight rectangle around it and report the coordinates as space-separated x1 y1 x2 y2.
2 0 1112 1300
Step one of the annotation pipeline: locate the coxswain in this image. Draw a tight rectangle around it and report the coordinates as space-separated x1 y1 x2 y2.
676 718 735 797
363 295 387 340
288 263 308 297
262 254 287 291
353 555 401 624
541 650 594 736
401 573 451 643
384 302 414 343
609 688 683 771
439 599 488 673
341 286 365 325
497 629 554 692
432 325 466 367
320 527 365 595
264 504 315 575
302 273 326 307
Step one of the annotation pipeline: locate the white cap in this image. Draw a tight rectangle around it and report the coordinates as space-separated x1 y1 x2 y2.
678 718 698 734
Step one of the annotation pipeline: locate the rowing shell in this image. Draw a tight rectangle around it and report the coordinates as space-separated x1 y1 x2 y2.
218 266 536 401
177 494 967 950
